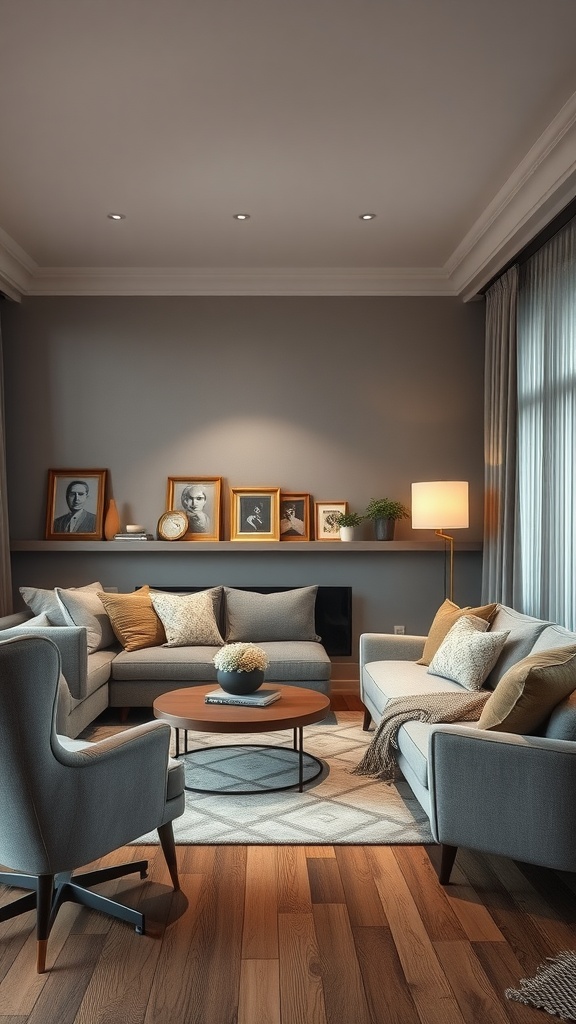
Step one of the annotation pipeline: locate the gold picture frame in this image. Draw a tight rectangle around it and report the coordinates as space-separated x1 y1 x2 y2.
280 493 311 541
45 469 107 540
230 487 281 541
166 477 222 541
314 501 348 541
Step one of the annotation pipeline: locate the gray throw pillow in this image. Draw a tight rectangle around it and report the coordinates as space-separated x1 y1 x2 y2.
55 587 116 654
224 586 320 643
20 582 104 626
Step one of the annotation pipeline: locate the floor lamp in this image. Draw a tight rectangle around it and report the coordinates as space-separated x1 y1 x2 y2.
411 481 469 603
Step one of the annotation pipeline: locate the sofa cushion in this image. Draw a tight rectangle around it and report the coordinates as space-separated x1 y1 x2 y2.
20 581 104 627
253 641 331 681
396 720 431 789
484 605 552 689
427 616 510 691
55 587 116 654
363 660 467 712
530 623 576 654
97 586 166 651
224 586 320 643
478 645 576 733
416 599 498 666
111 645 222 682
86 648 118 697
150 589 224 647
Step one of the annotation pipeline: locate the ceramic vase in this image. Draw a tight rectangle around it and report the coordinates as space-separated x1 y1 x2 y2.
374 516 395 541
104 499 121 540
217 669 264 695
339 526 355 542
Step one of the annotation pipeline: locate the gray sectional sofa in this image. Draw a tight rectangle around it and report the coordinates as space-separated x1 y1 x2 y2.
0 584 333 738
360 604 576 877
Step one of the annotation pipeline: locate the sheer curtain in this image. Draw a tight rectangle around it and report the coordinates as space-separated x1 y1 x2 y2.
516 219 576 628
482 266 518 605
0 310 13 615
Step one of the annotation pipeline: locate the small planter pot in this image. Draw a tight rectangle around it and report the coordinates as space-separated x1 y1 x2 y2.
216 669 264 695
339 526 356 542
373 517 396 541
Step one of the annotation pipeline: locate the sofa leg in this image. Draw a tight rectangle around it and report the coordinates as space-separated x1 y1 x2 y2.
362 706 372 730
438 844 458 884
119 707 130 723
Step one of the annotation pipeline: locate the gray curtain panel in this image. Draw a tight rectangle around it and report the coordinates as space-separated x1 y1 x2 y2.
0 314 13 616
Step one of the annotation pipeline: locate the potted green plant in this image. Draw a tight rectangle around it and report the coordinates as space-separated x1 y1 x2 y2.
364 498 410 541
334 510 364 542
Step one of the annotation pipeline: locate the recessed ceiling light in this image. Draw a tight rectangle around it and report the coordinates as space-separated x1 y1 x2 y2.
359 213 376 220
233 213 250 220
107 212 126 221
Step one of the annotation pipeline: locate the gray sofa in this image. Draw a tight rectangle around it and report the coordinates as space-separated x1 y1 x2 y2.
0 585 332 738
360 605 576 878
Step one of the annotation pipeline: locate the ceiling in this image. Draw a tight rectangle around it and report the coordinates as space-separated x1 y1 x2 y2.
1 0 576 301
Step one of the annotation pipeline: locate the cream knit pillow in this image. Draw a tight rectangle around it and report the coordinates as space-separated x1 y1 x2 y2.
427 615 510 691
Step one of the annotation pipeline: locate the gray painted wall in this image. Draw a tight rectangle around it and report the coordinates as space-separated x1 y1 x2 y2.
1 295 486 673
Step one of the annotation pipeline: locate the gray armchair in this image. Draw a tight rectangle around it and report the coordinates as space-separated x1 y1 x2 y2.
0 635 185 972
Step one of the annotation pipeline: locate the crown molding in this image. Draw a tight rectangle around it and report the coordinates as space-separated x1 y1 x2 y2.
447 89 576 299
25 265 454 297
0 228 35 301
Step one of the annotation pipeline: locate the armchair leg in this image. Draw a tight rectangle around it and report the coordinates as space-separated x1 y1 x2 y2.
438 844 458 884
158 821 180 891
36 875 54 974
362 706 372 730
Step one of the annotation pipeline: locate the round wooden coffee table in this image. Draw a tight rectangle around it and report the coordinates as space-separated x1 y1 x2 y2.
153 683 331 793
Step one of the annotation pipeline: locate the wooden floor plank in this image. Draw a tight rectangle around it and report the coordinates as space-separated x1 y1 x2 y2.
238 959 280 1024
433 940 511 1024
472 941 547 1024
334 846 388 927
353 925 421 1024
313 903 373 1024
307 858 346 904
0 902 81 1014
25 936 106 1024
439 863 506 943
393 846 467 941
242 847 278 959
277 846 312 913
278 913 327 1024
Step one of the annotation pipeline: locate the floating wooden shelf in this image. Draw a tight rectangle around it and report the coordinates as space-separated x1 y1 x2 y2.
10 540 483 553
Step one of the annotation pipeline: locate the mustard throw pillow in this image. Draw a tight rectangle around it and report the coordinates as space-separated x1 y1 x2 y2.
478 645 576 733
417 599 498 666
97 586 166 651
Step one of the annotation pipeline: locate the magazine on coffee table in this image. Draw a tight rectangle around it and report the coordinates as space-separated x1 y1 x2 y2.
205 687 281 707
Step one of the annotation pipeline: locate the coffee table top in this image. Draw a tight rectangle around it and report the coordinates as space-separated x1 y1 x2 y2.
153 683 331 734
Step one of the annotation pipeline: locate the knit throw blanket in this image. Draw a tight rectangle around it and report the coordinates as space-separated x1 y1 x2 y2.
352 690 491 780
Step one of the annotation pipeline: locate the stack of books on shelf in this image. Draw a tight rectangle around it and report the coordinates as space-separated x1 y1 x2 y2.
204 688 281 707
112 532 153 541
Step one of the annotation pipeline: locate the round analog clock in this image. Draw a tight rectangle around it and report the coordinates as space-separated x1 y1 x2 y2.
157 510 188 541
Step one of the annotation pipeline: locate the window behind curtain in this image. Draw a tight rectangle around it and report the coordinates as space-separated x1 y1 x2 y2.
516 219 576 628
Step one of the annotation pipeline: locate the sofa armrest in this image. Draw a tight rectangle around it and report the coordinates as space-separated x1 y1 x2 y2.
360 632 426 665
0 623 88 701
428 725 576 872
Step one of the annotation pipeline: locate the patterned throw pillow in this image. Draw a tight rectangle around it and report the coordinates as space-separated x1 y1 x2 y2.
427 615 510 690
417 598 499 666
150 590 224 648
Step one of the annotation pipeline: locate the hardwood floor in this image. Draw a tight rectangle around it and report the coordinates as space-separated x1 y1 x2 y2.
1 698 575 1023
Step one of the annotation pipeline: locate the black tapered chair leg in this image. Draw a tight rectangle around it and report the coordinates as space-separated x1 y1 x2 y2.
362 706 372 730
438 844 458 884
36 875 54 973
158 821 180 891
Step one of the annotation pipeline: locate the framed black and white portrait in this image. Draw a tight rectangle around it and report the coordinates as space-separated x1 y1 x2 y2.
280 493 311 541
230 487 280 541
45 468 107 540
167 476 222 541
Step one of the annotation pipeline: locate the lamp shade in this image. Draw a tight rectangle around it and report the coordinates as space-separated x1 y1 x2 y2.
411 481 469 530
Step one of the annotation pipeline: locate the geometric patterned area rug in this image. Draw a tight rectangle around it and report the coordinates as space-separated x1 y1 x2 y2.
505 951 576 1021
127 711 434 845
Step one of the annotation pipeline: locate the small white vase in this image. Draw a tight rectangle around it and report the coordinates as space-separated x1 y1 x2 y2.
339 526 355 542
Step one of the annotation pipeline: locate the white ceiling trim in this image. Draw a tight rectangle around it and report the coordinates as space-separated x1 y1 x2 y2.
24 266 455 297
2 91 576 303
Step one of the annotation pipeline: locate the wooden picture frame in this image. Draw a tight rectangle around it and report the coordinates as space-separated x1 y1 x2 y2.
314 501 348 541
45 469 107 540
166 477 222 541
280 493 311 541
230 487 280 541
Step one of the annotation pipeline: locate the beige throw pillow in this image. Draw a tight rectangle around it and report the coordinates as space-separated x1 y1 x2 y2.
417 599 498 666
478 645 576 733
97 586 166 651
427 615 510 691
150 590 224 648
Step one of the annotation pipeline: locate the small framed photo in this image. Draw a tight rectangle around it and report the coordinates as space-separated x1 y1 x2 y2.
280 493 311 541
167 477 222 541
45 469 107 540
230 487 280 541
314 501 348 541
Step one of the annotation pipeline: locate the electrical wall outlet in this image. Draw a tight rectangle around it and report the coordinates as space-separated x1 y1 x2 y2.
393 625 405 635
